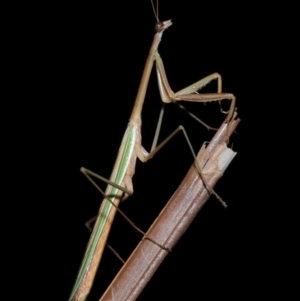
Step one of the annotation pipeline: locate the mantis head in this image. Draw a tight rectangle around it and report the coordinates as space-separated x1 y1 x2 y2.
155 20 172 33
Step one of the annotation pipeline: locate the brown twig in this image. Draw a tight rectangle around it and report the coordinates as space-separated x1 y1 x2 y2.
100 115 240 301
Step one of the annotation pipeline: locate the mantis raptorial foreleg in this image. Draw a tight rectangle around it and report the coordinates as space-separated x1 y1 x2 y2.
155 52 236 124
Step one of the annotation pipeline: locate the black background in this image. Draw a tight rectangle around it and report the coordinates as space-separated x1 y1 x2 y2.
15 0 264 300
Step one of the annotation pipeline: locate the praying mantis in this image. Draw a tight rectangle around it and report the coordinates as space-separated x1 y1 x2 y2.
69 2 235 301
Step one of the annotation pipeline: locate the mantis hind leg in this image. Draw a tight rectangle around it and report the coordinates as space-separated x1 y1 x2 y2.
80 167 133 263
80 167 169 253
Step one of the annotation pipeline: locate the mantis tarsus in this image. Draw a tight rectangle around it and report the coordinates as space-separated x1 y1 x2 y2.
69 3 235 301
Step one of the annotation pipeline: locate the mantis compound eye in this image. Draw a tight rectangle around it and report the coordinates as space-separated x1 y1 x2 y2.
155 22 163 32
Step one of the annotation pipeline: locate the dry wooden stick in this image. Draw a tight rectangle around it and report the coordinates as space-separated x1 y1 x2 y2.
100 115 240 301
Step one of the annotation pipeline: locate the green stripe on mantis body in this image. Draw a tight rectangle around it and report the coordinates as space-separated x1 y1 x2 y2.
69 124 136 301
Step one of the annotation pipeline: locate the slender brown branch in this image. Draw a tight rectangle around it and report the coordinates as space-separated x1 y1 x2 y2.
100 115 240 301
